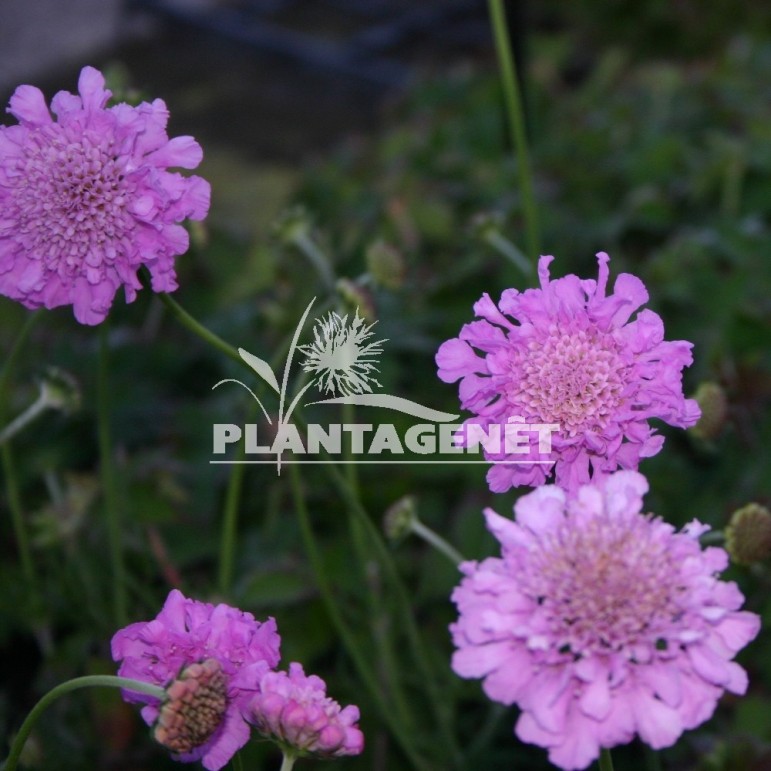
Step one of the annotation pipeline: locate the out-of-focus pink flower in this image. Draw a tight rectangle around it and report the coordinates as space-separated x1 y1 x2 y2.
111 589 280 770
0 66 210 324
436 253 700 494
248 662 364 759
450 471 760 770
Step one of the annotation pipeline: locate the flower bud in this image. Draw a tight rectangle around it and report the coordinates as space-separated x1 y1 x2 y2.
273 205 312 245
725 503 771 566
40 367 80 414
336 278 376 323
689 382 728 441
366 241 406 290
383 495 417 541
153 659 228 754
248 662 364 759
469 210 505 241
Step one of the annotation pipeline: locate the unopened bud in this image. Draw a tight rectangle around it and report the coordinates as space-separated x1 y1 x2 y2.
725 503 771 566
273 205 312 245
469 211 505 241
689 382 728 441
40 367 80 414
336 279 376 323
383 495 417 541
153 659 228 754
189 219 209 251
366 241 406 290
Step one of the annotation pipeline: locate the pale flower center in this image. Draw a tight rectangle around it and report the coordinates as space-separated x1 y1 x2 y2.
508 325 627 436
10 126 132 277
527 515 680 657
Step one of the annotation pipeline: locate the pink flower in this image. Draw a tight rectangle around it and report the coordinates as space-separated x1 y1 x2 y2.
111 589 281 771
248 662 364 759
450 471 760 771
0 66 210 324
436 253 700 494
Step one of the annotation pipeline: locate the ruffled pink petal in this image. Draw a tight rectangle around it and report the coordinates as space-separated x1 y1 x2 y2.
147 135 204 169
630 690 683 749
78 66 111 113
7 85 51 126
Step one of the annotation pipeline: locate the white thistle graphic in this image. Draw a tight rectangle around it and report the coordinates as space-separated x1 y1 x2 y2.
299 310 386 397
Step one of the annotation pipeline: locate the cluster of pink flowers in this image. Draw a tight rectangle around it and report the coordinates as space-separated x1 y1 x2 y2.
2 63 759 771
112 589 363 770
439 253 760 769
0 66 209 324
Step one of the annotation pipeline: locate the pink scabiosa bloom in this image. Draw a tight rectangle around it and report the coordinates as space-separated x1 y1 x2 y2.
436 253 700 494
111 589 281 771
0 66 210 324
248 662 364 760
450 471 760 771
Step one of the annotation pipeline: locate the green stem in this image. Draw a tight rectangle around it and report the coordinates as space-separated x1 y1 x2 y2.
0 311 43 608
599 748 615 771
487 0 540 262
341 399 359 499
411 520 465 566
315 456 462 766
289 464 428 771
483 230 533 279
4 675 165 771
340 404 416 735
279 751 297 771
644 745 663 771
0 393 50 446
98 323 127 626
700 530 725 545
293 232 336 292
218 417 248 596
157 291 244 368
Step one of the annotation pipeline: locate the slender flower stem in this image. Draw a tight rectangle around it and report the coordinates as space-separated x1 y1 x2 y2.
341 399 359 499
645 746 663 771
279 751 297 771
98 323 127 626
289 464 429 771
0 392 51 446
218 415 248 595
483 230 533 279
4 675 165 771
157 291 244 368
0 311 43 608
292 232 336 292
340 401 417 734
599 748 615 771
487 0 541 263
411 519 465 566
312 451 462 766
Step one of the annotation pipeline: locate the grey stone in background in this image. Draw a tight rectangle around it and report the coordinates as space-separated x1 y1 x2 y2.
0 0 151 93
